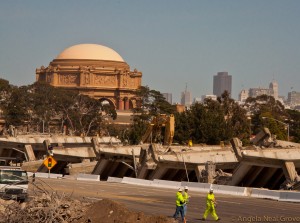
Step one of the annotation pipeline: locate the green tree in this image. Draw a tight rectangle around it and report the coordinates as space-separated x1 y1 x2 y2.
218 91 249 144
286 109 300 143
128 86 176 144
244 95 289 140
174 93 249 145
4 86 31 126
173 111 190 144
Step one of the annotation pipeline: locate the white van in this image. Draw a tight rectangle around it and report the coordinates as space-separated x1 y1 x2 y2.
0 166 28 201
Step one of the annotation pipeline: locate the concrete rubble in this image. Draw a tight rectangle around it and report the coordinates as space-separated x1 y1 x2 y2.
0 128 299 190
0 192 90 223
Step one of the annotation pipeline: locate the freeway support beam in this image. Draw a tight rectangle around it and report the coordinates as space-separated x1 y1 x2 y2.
230 163 252 186
282 161 298 182
24 145 36 161
92 159 109 175
243 166 264 187
256 167 278 188
195 165 205 183
149 165 168 180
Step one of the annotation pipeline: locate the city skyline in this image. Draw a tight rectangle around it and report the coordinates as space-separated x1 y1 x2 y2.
0 1 300 102
213 72 232 97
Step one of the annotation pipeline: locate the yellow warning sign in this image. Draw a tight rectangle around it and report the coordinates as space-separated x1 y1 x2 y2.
43 156 57 170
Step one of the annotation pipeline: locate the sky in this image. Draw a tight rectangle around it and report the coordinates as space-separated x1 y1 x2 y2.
0 0 300 102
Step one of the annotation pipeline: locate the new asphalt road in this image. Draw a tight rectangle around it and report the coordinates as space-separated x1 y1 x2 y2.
30 178 300 222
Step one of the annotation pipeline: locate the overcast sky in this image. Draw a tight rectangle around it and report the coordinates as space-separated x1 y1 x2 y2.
0 0 299 102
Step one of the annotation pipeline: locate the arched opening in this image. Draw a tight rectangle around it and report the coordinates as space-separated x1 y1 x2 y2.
99 98 116 110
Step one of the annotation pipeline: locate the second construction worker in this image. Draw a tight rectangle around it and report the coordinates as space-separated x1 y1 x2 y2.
183 186 190 216
173 188 186 223
201 188 220 221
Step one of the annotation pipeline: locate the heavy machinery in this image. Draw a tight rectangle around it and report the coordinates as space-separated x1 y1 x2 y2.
141 114 175 145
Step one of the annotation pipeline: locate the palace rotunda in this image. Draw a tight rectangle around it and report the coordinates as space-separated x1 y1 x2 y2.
36 44 142 110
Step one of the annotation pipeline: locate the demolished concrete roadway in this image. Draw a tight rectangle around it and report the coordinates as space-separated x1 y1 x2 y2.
1 128 300 190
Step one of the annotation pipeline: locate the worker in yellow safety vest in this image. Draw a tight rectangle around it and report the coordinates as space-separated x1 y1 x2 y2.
173 188 186 223
182 186 190 217
201 188 220 221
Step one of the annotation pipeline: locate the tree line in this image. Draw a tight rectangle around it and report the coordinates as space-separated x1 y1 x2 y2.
127 86 300 145
0 79 116 136
0 78 299 144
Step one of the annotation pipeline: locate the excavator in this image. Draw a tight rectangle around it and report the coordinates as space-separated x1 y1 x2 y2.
141 114 175 146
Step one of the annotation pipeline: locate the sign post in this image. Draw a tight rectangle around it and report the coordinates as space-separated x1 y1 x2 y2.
43 156 57 178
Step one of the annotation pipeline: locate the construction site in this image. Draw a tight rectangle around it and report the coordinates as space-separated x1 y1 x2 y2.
0 126 299 191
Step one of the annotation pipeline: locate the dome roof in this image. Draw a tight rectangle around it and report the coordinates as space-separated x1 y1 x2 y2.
56 44 124 62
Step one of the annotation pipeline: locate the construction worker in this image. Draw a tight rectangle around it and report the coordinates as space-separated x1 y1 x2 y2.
201 188 220 221
183 186 190 216
173 188 186 223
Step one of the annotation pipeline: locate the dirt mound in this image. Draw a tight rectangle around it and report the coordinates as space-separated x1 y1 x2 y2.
1 193 176 223
0 193 91 223
78 199 176 223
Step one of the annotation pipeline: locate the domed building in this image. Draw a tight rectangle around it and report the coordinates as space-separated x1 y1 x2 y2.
36 44 142 110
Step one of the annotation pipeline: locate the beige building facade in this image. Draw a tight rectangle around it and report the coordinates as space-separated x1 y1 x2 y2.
36 44 142 110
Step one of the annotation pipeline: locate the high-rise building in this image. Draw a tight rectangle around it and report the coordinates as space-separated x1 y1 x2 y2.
239 80 279 102
249 87 270 98
162 93 172 104
238 89 249 102
213 72 232 97
288 91 300 106
269 80 278 100
181 84 192 107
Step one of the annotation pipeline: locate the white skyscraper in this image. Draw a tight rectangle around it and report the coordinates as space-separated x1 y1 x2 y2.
181 84 192 107
239 89 249 102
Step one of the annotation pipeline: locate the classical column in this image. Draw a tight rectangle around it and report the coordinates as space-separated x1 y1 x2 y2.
124 98 130 110
118 98 124 110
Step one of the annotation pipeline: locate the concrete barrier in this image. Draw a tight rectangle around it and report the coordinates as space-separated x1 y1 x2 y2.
250 188 280 200
62 175 77 180
76 173 100 181
152 179 181 189
107 177 123 183
27 172 34 178
181 182 211 192
212 184 247 196
279 191 300 202
34 172 63 179
122 177 153 186
108 177 300 203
